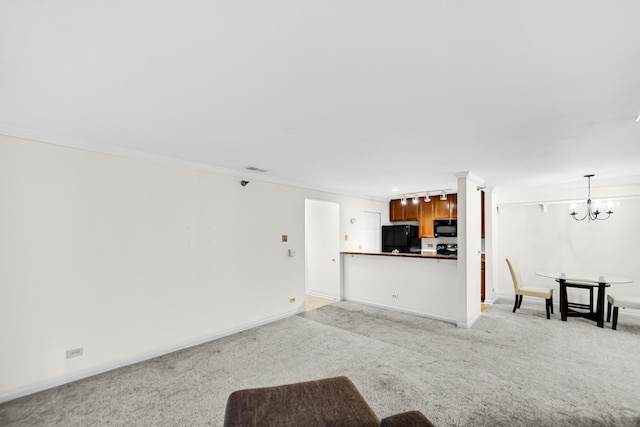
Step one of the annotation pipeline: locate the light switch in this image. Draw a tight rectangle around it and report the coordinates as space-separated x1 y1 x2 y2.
282 235 288 242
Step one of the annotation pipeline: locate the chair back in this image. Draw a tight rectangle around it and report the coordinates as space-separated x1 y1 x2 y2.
505 258 523 293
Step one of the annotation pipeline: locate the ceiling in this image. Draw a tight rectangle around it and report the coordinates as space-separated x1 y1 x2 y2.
1 1 639 200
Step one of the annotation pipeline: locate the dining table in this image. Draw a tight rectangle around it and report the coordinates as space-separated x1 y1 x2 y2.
535 272 633 328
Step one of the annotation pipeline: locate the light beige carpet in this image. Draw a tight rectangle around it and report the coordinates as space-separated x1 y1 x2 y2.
1 300 640 426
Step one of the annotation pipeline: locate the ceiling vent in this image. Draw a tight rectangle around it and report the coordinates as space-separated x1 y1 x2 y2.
245 166 269 173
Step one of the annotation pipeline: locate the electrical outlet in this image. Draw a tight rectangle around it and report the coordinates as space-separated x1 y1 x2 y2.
289 297 296 303
344 234 348 241
392 294 399 299
66 347 83 359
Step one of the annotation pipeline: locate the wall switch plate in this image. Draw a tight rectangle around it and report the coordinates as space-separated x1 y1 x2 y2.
66 347 83 359
289 297 296 303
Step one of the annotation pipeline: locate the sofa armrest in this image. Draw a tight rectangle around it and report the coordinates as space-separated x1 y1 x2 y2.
380 410 435 427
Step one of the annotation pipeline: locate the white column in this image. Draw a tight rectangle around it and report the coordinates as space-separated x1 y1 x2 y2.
455 171 484 328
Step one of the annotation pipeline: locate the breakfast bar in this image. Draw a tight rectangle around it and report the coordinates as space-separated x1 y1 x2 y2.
341 252 458 324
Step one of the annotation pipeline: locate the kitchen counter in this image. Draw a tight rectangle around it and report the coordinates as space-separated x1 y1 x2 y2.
341 251 459 324
341 251 457 260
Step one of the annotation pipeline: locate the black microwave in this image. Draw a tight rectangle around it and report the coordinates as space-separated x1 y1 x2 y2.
434 219 457 237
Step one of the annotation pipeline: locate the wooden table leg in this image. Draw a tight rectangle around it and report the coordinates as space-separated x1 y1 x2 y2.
595 283 606 328
559 279 567 321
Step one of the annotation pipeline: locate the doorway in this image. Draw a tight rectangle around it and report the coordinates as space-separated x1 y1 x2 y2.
305 199 341 301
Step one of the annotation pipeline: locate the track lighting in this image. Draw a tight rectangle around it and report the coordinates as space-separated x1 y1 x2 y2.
397 189 452 203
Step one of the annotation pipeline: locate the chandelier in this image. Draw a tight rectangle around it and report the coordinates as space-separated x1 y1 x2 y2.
570 174 613 222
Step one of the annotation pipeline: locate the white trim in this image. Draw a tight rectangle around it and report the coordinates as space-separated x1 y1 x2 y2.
495 293 640 321
305 291 340 301
0 125 388 202
494 293 553 307
496 194 640 208
0 309 300 404
454 170 485 185
457 311 482 329
344 297 458 325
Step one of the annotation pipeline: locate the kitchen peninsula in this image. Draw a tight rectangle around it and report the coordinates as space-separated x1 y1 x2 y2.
341 251 459 324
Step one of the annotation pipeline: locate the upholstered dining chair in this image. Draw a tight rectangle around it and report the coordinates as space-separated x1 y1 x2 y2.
607 294 640 330
506 258 554 319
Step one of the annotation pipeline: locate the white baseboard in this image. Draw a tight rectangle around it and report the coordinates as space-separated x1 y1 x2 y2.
494 293 550 306
305 291 340 301
494 293 640 318
0 309 300 404
457 311 482 329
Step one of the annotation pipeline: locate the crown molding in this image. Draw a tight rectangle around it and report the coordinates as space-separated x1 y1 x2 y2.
0 124 388 202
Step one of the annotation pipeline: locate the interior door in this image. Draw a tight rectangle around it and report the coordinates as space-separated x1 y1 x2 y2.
362 211 381 252
305 199 340 299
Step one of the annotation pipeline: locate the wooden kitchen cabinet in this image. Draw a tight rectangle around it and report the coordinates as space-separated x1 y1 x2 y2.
403 199 419 220
433 194 457 219
450 194 457 218
418 199 434 238
389 198 419 221
391 193 455 233
389 199 404 221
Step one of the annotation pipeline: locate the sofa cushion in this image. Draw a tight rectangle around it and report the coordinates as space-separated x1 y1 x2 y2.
380 410 436 427
223 376 379 427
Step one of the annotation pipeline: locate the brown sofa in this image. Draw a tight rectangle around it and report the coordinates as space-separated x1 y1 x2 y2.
223 376 435 426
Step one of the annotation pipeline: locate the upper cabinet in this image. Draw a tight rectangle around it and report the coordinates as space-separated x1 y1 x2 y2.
389 198 419 221
391 194 457 238
418 199 434 238
389 199 404 221
433 194 457 219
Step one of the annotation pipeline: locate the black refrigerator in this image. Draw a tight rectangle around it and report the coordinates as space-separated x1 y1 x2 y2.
381 225 421 253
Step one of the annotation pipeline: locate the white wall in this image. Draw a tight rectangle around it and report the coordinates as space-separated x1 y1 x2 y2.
0 135 387 401
492 185 640 304
343 254 458 323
